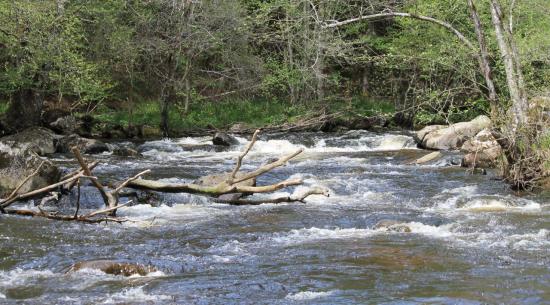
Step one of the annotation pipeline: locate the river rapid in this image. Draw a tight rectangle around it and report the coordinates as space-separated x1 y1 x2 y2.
0 131 548 304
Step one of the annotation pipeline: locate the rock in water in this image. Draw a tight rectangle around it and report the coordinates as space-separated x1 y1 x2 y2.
461 128 503 168
374 220 412 233
49 115 78 135
68 260 157 277
411 151 442 164
420 115 492 150
212 132 239 146
113 146 142 157
0 127 60 156
0 144 60 196
414 125 446 143
56 134 110 154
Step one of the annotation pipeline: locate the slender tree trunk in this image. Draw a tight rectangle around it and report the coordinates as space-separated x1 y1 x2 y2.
490 0 529 129
468 0 498 116
314 4 324 104
184 76 190 114
362 64 371 96
286 12 296 104
160 85 170 138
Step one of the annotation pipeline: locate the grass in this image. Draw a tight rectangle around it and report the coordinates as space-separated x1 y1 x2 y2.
0 101 8 115
90 97 396 132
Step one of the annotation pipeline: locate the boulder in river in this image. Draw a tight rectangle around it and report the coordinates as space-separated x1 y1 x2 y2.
461 128 503 168
49 115 78 135
0 144 60 196
68 260 157 277
374 220 412 233
0 127 60 156
420 115 492 150
56 134 110 155
212 132 239 146
113 146 142 157
414 125 446 143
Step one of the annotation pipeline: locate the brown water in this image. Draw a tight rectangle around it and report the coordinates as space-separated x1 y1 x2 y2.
0 131 548 304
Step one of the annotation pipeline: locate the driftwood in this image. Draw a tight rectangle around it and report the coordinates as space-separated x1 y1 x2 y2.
213 186 329 205
128 129 328 204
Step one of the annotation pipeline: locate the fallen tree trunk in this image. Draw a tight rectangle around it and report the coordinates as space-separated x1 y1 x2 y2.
213 187 329 205
128 129 328 203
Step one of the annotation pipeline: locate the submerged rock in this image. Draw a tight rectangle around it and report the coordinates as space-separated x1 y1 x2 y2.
419 115 492 150
68 260 157 277
374 220 412 233
56 134 110 154
212 132 239 146
113 146 142 157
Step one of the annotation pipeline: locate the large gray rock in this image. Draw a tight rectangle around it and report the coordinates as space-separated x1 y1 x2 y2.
461 128 503 168
0 143 60 196
56 134 110 155
421 115 492 150
0 127 60 155
50 115 78 134
212 132 239 146
414 125 446 143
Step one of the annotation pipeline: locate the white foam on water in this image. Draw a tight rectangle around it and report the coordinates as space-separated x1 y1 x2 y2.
459 198 541 213
102 286 173 304
432 194 542 214
270 227 376 246
0 269 55 287
0 292 5 299
251 139 306 154
404 222 455 238
119 203 231 226
286 290 338 300
175 136 211 145
309 134 416 153
484 229 549 250
376 135 416 150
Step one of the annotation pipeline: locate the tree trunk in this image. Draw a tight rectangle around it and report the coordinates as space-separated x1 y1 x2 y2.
490 0 529 129
184 76 191 114
468 0 498 117
159 84 173 138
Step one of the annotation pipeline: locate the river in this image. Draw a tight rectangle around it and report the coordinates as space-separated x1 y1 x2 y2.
0 131 548 304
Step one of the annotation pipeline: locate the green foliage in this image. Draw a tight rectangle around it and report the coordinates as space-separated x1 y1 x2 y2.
0 2 111 103
0 0 549 132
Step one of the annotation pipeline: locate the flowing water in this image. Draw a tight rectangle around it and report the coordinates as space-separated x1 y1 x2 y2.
0 131 548 304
